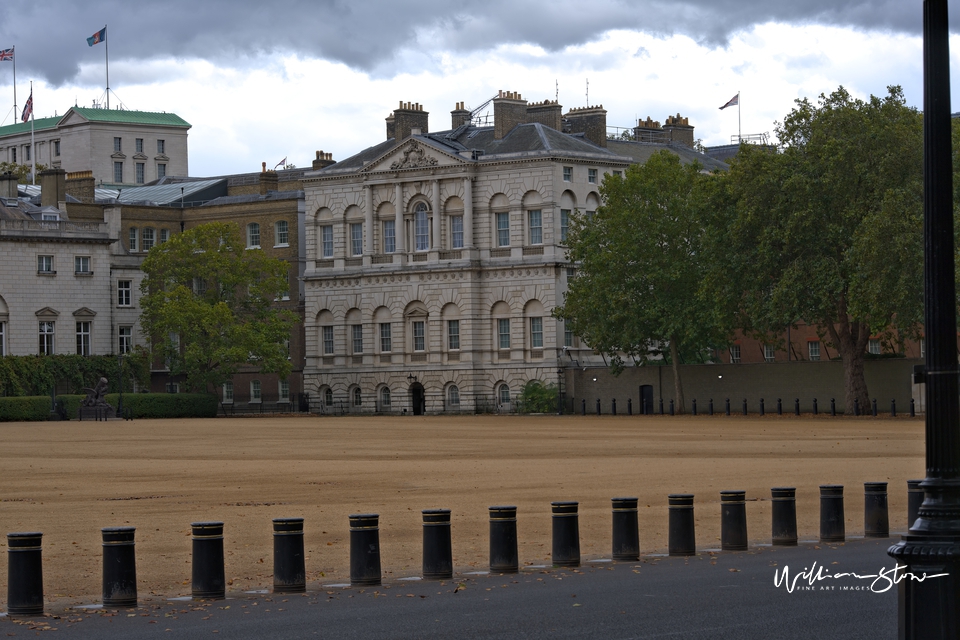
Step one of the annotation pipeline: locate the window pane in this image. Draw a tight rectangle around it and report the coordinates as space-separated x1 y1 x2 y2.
499 384 510 404
247 223 260 247
530 317 543 348
560 209 570 243
380 323 392 352
496 212 510 247
142 227 155 250
383 220 396 253
447 319 460 350
276 220 289 245
528 210 542 245
322 326 334 354
118 280 131 306
413 321 425 351
415 204 429 251
350 223 363 256
157 163 166 179
135 138 143 153
448 385 460 406
135 162 145 184
381 387 391 407
129 228 138 252
118 326 132 354
114 162 123 183
251 380 261 400
451 216 463 249
498 318 510 349
352 324 363 353
321 226 333 257
76 321 91 356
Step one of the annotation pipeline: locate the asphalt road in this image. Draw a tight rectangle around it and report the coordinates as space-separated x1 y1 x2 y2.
2 537 903 639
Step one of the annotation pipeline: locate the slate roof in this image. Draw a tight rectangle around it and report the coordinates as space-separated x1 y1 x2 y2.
65 107 190 128
607 140 729 172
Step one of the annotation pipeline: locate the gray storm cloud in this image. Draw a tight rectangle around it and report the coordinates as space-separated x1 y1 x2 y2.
0 0 929 86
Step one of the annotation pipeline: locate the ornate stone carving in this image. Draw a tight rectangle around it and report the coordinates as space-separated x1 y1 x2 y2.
390 142 439 170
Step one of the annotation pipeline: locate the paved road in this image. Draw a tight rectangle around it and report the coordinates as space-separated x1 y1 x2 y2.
2 537 903 638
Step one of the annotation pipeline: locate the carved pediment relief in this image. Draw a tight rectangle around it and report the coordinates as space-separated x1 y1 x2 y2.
390 141 438 170
365 140 464 173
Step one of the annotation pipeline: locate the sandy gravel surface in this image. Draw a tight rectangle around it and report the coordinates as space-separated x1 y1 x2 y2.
0 414 923 606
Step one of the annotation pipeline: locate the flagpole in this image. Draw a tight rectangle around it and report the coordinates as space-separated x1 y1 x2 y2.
30 81 35 185
104 25 109 110
738 91 741 143
12 45 16 127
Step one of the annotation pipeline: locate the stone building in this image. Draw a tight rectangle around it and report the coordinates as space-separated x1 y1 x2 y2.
301 92 724 414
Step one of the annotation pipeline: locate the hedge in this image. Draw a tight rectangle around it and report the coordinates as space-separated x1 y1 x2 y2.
0 396 54 421
0 393 217 421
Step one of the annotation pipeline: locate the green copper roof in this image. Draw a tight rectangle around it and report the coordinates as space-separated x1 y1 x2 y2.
68 107 191 128
0 116 61 137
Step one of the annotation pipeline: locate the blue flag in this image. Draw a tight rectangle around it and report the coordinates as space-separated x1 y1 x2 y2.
87 27 106 47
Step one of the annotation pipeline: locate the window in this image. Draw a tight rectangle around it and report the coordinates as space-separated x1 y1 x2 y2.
448 385 460 406
76 321 91 356
764 344 775 363
75 256 91 274
352 324 363 353
129 228 138 252
585 210 596 222
498 384 510 405
275 220 289 246
350 223 363 256
729 344 741 364
530 317 543 349
166 382 179 394
498 318 510 350
10 147 14 163
383 220 396 253
322 326 334 354
380 323 392 352
447 320 460 350
614 170 622 177
222 381 234 403
413 321 425 351
159 229 169 243
353 387 362 406
37 255 54 274
167 332 180 369
192 277 207 296
380 386 391 407
135 163 145 184
808 341 821 362
868 339 881 355
563 166 572 182
324 388 333 406
24 145 30 161
114 162 123 183
118 280 132 306
114 137 122 152
141 227 155 251
53 140 60 157
157 139 165 154
496 212 510 247
250 380 262 402
588 168 597 184
157 163 166 179
566 267 576 279
135 138 143 153
321 225 333 258
560 209 570 243
414 203 429 251
564 326 573 348
451 215 463 249
279 380 290 403
920 338 925 358
247 223 260 248
528 210 542 245
41 212 59 221
39 321 55 355
118 326 132 354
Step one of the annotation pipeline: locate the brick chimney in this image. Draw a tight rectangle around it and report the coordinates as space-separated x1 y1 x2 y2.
563 105 608 148
392 101 429 141
385 113 395 140
39 168 66 208
633 116 666 143
65 170 95 203
259 162 279 195
526 99 563 131
451 101 471 129
493 90 527 140
0 172 17 199
312 150 336 170
662 114 695 148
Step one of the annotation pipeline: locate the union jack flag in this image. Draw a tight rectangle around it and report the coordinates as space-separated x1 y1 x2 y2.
21 91 32 123
719 94 739 110
0 48 13 62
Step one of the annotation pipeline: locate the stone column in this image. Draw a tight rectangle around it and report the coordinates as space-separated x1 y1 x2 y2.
395 183 405 254
432 180 441 249
364 185 374 254
463 177 474 248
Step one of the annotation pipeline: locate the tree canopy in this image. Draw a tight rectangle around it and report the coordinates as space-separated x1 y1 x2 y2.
0 162 48 183
139 222 298 393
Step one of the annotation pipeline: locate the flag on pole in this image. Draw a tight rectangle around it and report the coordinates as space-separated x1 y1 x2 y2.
21 90 32 123
274 157 287 170
0 47 13 62
719 94 739 110
87 27 106 47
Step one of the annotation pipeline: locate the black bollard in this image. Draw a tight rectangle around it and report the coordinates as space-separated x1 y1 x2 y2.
709 399 714 416
659 398 664 415
795 398 800 416
909 398 915 417
831 398 836 416
422 509 453 580
854 398 860 416
611 497 640 561
726 398 731 416
102 527 137 607
349 514 381 586
611 398 617 416
813 398 818 415
642 398 648 415
819 485 845 543
771 487 798 546
777 398 782 415
692 399 697 416
891 399 897 417
191 522 225 600
596 398 601 416
871 399 877 417
581 398 586 416
7 532 43 616
907 480 923 530
668 494 696 556
627 398 632 415
863 482 889 538
551 501 580 568
720 491 748 552
742 398 748 416
669 400 675 416
489 506 519 574
273 518 306 593
759 398 765 416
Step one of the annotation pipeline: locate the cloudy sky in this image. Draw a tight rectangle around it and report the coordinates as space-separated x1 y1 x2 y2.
0 1 952 176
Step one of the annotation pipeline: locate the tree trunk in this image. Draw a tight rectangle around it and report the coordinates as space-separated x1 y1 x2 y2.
670 337 686 414
824 316 871 415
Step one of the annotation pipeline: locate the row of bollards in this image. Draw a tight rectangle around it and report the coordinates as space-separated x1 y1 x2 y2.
6 480 923 615
585 397 918 417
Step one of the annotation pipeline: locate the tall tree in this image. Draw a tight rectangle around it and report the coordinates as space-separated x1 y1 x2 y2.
139 222 298 393
718 86 923 413
555 150 727 412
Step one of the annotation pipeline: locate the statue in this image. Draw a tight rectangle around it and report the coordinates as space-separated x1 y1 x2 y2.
82 377 114 410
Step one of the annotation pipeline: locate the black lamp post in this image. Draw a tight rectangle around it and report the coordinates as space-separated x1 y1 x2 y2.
887 2 960 636
116 351 124 418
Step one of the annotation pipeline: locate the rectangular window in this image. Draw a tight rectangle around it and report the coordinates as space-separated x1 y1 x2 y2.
560 209 570 243
141 227 155 251
76 321 91 356
114 162 123 183
614 170 622 177
447 320 460 350
382 220 396 253
118 280 132 306
135 138 143 153
37 255 54 274
118 326 132 354
321 225 333 258
251 380 262 402
451 215 464 249
75 256 91 274
39 321 55 355
530 317 543 349
192 277 207 296
413 321 425 351
275 220 289 246
166 382 180 394
352 324 363 353
322 326 334 354
496 212 510 247
128 228 138 252
223 381 233 403
563 166 572 182
10 147 15 163
135 162 145 184
54 140 60 157
415 211 430 251
588 168 597 184
764 344 775 363
808 341 821 362
528 210 542 245
24 145 30 161
380 323 392 352
868 338 881 355
159 229 169 243
157 139 165 154
564 326 573 348
350 223 363 256
729 344 741 364
585 210 596 223
247 223 260 248
920 338 925 358
157 163 166 179
279 380 290 402
114 137 122 152
498 319 511 350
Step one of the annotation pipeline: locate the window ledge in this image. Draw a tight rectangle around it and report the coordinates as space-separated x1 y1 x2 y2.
274 243 289 248
246 245 261 250
38 271 56 276
248 399 262 404
75 272 94 277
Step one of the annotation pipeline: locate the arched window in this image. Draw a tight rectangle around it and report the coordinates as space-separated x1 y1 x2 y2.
324 388 333 406
447 385 460 407
498 384 510 405
414 202 429 251
380 386 391 408
353 387 362 406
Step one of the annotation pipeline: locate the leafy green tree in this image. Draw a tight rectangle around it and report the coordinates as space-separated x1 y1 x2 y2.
0 161 49 183
517 380 559 414
716 86 923 413
555 151 728 413
139 222 298 393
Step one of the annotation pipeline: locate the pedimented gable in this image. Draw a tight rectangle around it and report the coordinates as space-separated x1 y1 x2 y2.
72 307 97 318
363 139 464 173
57 109 90 127
35 307 59 319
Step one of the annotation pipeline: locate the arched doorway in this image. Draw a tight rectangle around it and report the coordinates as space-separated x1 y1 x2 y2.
410 383 425 415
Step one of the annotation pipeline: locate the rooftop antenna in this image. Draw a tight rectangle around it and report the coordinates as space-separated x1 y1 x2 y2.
586 78 589 106
555 80 558 102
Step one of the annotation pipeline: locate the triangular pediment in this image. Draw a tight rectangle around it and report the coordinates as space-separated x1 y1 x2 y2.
72 307 97 318
57 108 90 127
35 307 59 318
363 139 465 173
